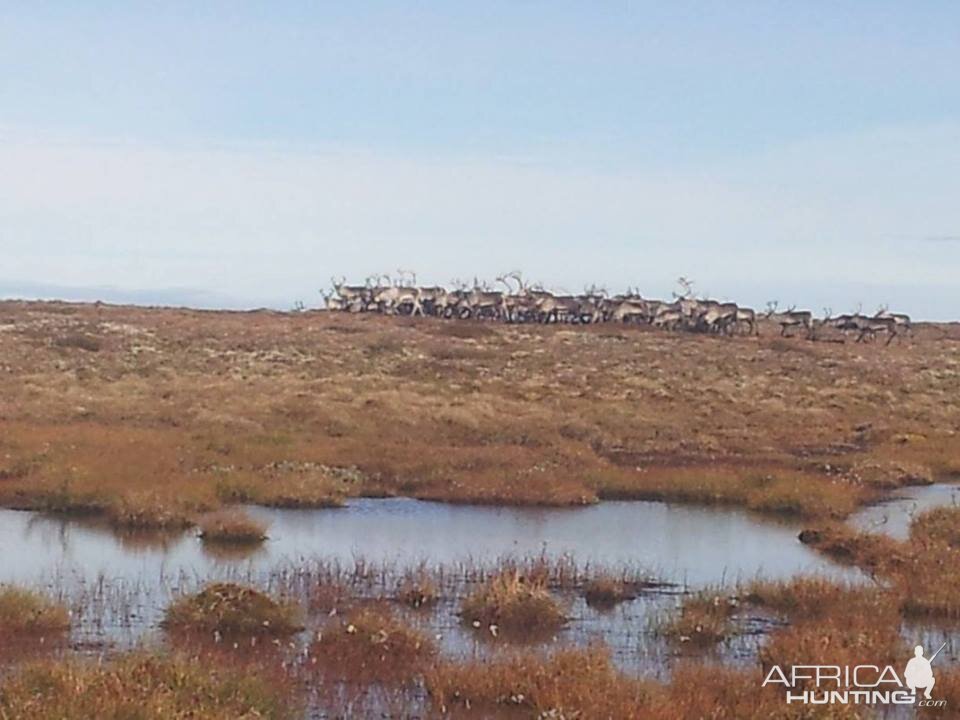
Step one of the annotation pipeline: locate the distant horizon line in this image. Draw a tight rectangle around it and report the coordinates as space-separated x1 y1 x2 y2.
1 283 955 324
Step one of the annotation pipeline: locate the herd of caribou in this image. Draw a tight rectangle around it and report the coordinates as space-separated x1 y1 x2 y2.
322 271 912 344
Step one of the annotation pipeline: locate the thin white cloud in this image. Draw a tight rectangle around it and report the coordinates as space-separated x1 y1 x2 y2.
1 124 959 318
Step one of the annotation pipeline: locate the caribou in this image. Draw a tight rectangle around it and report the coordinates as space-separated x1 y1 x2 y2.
321 274 913 347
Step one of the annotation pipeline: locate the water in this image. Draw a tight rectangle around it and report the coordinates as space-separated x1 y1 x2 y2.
0 498 847 591
0 497 859 669
2 488 956 711
850 483 960 540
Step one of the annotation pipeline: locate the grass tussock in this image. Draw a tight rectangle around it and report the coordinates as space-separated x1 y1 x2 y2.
107 493 196 530
310 605 436 682
163 583 302 637
198 509 268 544
583 573 638 609
0 586 70 636
660 591 737 646
0 652 296 720
461 570 566 638
395 571 439 609
425 645 652 717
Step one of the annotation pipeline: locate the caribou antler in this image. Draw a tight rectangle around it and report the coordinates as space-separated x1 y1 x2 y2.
673 276 696 299
507 270 526 292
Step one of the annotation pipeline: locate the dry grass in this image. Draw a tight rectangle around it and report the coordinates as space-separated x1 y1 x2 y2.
647 664 863 720
582 573 638 609
310 605 436 683
896 507 960 618
162 583 302 637
659 591 737 646
395 571 439 609
800 512 960 619
0 652 296 720
424 647 839 719
743 576 905 677
425 645 652 717
0 586 70 636
599 466 866 519
107 492 196 530
761 601 903 676
198 509 268 544
460 570 566 638
744 576 879 620
910 505 960 547
0 302 956 517
797 524 907 572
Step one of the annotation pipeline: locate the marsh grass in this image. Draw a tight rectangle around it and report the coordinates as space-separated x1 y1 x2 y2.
0 586 70 636
310 605 436 683
425 645 652 717
0 652 297 720
743 577 880 620
910 506 960 547
461 569 566 638
659 591 737 646
598 466 865 519
198 509 268 544
107 493 196 530
583 573 639 609
799 511 960 619
395 571 439 609
797 524 906 571
163 583 303 637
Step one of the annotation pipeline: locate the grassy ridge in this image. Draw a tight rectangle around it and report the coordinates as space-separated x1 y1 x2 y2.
1 302 959 526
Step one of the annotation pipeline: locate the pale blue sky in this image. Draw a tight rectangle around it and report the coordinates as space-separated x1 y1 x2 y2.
2 2 959 317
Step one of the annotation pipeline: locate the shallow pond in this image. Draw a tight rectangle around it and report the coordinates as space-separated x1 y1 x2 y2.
850 482 960 539
0 496 858 668
0 497 849 590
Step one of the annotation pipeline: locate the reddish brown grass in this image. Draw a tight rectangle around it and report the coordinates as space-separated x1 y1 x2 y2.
310 605 436 683
2 302 956 517
0 586 70 637
460 570 566 638
198 509 268 543
0 652 297 720
163 583 302 637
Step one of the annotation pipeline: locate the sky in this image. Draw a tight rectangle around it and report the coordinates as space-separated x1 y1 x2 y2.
1 2 959 318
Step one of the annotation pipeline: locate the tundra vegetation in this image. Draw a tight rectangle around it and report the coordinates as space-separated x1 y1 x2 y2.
197 508 268 544
1 298 959 717
460 569 567 638
0 586 70 637
162 583 303 637
0 300 957 526
0 534 957 717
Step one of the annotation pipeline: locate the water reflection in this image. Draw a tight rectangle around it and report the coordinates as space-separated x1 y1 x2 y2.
850 483 960 540
0 498 853 590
